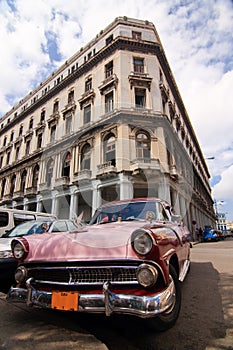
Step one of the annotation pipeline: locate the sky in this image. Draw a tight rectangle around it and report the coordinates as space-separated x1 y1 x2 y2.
0 0 233 220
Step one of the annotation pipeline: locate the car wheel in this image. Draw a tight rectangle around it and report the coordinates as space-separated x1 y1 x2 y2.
147 265 181 331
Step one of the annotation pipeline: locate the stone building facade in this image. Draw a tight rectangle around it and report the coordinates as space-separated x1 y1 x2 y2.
0 17 216 229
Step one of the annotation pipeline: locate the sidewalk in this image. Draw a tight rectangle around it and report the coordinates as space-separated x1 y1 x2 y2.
0 292 108 350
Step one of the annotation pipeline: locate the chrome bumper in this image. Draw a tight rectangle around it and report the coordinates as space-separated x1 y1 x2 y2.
7 279 176 318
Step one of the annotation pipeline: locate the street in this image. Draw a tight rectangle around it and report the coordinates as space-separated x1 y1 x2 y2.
1 238 233 350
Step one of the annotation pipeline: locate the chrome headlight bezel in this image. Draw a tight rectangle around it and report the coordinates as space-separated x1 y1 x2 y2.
15 266 28 284
11 239 29 261
131 229 153 255
136 263 158 288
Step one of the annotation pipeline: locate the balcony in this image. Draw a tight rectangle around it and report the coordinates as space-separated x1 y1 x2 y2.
97 161 117 178
25 187 38 197
98 74 118 95
54 176 70 189
73 169 92 184
62 100 77 115
130 158 160 176
78 89 95 109
159 82 169 103
128 72 152 91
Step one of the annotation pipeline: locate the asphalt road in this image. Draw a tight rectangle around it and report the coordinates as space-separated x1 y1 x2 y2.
0 238 233 350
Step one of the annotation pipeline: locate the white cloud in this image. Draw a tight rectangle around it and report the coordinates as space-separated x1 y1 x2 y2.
0 0 233 218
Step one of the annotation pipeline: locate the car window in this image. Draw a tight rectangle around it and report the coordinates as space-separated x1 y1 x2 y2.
51 221 68 232
6 221 45 237
0 212 9 227
13 213 36 226
67 221 79 231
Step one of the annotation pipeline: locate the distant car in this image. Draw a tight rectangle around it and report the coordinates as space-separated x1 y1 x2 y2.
0 219 80 293
203 229 220 242
7 198 191 331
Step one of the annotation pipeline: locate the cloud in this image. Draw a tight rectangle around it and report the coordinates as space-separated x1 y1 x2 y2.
0 0 233 219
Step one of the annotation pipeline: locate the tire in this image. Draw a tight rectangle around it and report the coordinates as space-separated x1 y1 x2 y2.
147 265 181 331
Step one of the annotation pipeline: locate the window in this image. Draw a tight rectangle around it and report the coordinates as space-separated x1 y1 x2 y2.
19 125 23 136
1 178 6 198
132 31 142 40
21 170 27 192
84 105 91 124
10 131 14 142
104 134 116 166
40 110 46 122
46 158 54 186
6 151 11 164
29 118 33 129
135 88 146 108
32 164 39 188
10 175 16 196
85 78 92 92
25 140 31 155
0 156 3 168
133 58 144 73
66 116 72 134
106 34 113 45
37 133 43 149
3 136 7 147
50 125 56 142
68 90 74 104
53 101 59 113
136 132 150 159
62 152 71 177
105 61 113 78
105 91 114 113
15 146 20 160
81 144 91 170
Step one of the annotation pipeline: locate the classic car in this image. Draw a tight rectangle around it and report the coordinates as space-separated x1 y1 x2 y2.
0 219 80 293
7 198 191 331
203 228 223 242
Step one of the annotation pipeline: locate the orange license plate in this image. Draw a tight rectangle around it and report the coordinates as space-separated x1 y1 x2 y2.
51 291 79 311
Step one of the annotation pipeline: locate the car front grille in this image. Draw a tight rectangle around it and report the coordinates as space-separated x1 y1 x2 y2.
27 264 139 286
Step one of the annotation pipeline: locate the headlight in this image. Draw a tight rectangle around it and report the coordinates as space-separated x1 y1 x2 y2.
15 266 28 284
11 239 28 260
131 229 153 255
136 264 158 287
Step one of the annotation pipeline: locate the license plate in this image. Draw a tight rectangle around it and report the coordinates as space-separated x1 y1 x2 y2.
51 291 79 311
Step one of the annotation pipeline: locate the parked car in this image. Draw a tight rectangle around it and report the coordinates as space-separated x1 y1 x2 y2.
7 198 191 330
0 219 80 293
203 228 220 242
0 207 57 237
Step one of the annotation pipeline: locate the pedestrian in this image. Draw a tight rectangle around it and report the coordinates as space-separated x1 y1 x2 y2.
199 227 203 241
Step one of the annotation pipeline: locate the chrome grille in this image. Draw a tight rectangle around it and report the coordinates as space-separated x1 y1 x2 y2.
28 265 139 286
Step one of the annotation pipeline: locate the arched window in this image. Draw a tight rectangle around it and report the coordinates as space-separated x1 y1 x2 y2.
81 144 91 170
10 175 16 196
32 164 39 188
62 152 71 177
1 178 6 198
136 131 150 159
104 133 116 166
46 158 54 186
21 170 27 193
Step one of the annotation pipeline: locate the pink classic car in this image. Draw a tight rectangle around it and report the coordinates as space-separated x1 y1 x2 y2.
7 198 191 331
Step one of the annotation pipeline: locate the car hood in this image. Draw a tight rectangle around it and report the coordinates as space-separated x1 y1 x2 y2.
19 221 163 262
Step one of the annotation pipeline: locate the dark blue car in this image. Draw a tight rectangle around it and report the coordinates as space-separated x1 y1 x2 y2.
203 229 220 242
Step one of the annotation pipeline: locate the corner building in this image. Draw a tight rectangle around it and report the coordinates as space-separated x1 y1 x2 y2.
0 17 216 229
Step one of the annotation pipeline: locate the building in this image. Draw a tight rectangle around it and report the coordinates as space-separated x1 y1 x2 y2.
0 16 216 229
216 212 227 231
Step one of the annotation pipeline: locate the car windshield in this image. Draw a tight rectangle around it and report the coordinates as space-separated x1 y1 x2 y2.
89 200 169 225
5 221 52 238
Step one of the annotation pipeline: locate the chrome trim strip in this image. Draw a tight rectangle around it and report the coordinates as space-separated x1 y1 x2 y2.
179 259 190 282
7 278 176 318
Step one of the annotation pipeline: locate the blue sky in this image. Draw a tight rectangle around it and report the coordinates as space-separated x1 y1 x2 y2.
0 0 233 220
